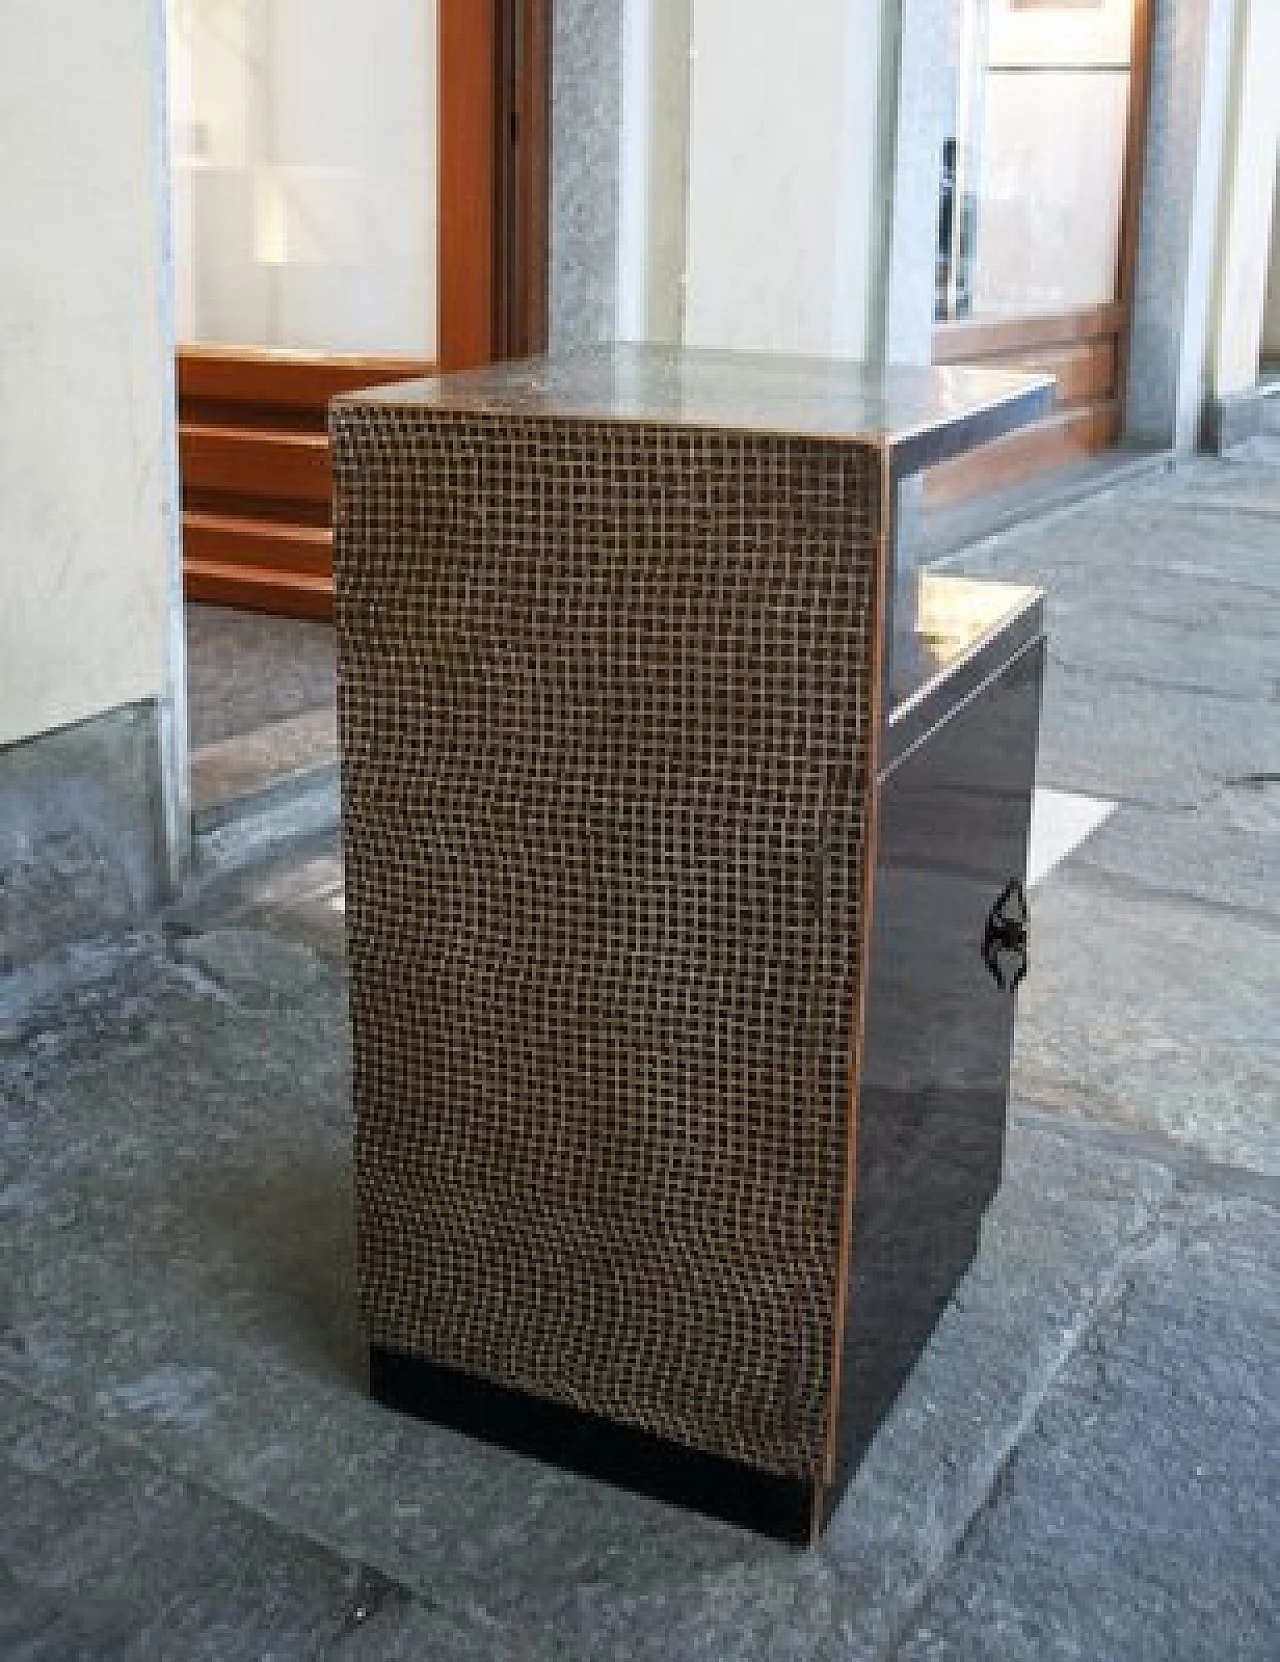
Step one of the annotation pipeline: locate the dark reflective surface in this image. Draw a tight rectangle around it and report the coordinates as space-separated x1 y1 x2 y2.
337 344 1052 478
886 573 1042 766
829 633 1045 1514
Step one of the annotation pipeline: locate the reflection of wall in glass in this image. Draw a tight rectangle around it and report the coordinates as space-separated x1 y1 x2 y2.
937 0 989 320
168 0 438 356
975 68 1129 315
934 0 1134 320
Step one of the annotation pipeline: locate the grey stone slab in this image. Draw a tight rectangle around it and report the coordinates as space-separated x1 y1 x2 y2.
1042 616 1279 706
954 499 1280 605
1031 658 1279 808
1012 866 1280 1175
172 833 349 963
997 519 1280 610
171 925 327 1007
948 508 1280 736
1172 435 1280 505
1027 576 1278 707
950 525 1276 628
1202 381 1280 454
0 1382 539 1662
942 459 1280 806
812 1109 1178 1659
1072 785 1280 920
0 702 167 972
192 768 340 879
185 604 335 751
0 924 1209 1659
190 706 337 816
899 1190 1280 1661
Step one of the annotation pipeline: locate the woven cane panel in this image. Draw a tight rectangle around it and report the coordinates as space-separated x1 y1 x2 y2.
332 405 882 1479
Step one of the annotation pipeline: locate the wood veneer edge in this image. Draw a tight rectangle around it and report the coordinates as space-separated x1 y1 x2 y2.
818 444 892 1506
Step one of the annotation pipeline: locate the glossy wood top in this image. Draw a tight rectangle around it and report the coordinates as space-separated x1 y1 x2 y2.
335 346 1054 480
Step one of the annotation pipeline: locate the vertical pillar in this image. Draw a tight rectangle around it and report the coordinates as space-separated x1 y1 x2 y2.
866 0 948 370
549 0 626 348
1203 0 1280 416
867 0 948 583
151 0 191 891
1125 0 1237 452
1264 180 1280 363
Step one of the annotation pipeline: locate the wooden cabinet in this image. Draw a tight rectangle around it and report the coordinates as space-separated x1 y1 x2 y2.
330 348 1048 1540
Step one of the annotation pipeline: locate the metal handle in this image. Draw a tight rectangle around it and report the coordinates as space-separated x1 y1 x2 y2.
983 878 1028 992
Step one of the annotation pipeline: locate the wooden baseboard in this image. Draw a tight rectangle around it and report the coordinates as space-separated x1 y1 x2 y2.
930 306 1126 504
925 399 1122 508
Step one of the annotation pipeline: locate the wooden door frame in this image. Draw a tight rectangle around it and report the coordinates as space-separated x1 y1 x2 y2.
439 0 550 371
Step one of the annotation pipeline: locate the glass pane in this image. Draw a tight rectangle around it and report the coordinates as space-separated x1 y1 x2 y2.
975 68 1129 314
167 0 437 356
938 0 1134 321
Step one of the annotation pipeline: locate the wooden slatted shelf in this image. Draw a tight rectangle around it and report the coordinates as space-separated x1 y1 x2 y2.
177 347 433 618
1004 340 1118 408
179 422 332 505
184 555 336 620
182 510 334 577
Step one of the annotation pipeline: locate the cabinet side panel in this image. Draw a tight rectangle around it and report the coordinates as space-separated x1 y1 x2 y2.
330 406 881 1480
828 635 1045 1514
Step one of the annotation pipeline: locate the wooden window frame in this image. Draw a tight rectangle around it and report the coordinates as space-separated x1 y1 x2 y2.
931 0 1152 373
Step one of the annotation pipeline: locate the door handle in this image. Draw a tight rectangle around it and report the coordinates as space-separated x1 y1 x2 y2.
983 878 1028 992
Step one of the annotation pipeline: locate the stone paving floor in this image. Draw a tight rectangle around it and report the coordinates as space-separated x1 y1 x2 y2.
185 604 339 820
185 605 335 751
2 442 1278 1658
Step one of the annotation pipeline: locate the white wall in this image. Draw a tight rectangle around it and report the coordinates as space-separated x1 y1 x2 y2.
1206 0 1280 393
682 0 884 358
617 0 692 345
168 0 438 356
0 0 176 747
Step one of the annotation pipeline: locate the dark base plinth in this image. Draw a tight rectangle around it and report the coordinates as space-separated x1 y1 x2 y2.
370 1346 818 1543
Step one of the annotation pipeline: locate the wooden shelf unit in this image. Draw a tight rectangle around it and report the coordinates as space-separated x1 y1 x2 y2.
177 348 431 618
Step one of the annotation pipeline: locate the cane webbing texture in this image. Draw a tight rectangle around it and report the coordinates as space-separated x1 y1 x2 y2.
332 403 883 1479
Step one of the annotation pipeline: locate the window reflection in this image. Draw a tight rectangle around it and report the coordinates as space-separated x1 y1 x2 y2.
937 0 1134 322
167 0 438 356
